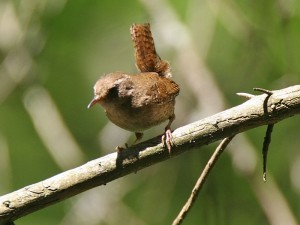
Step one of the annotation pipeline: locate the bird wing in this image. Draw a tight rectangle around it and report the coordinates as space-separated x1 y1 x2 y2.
131 73 180 107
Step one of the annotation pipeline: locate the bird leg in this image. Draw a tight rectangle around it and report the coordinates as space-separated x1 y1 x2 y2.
162 114 175 154
133 132 144 145
116 132 143 153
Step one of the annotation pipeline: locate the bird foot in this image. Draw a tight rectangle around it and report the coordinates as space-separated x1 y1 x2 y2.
115 143 129 153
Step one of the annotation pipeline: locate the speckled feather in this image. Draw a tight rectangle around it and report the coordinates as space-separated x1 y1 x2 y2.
130 23 171 78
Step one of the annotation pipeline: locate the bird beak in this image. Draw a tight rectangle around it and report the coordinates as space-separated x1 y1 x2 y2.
87 96 99 109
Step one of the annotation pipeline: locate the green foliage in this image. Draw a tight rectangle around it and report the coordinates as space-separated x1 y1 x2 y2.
1 0 300 224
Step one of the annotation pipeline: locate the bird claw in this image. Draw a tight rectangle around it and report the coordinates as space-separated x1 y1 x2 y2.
115 143 129 153
115 146 125 152
162 128 174 154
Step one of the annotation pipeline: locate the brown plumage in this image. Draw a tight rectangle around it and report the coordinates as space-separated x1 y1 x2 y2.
130 23 171 78
88 72 179 131
88 23 180 152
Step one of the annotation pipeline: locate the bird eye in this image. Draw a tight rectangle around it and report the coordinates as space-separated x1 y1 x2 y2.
108 86 119 98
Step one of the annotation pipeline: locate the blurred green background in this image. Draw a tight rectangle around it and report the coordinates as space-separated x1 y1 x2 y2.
1 0 300 224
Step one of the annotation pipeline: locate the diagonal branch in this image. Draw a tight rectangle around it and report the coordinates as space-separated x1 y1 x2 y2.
172 136 235 225
1 85 300 223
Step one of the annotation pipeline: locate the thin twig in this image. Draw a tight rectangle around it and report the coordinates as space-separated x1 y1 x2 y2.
253 87 275 182
253 88 274 95
172 136 235 225
262 124 274 182
236 92 255 99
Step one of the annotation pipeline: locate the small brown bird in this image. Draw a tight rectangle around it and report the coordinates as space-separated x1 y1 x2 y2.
88 23 179 152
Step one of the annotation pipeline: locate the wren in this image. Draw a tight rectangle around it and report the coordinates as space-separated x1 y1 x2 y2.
88 23 180 152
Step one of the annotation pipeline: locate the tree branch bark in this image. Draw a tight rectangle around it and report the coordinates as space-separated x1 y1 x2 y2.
1 85 300 224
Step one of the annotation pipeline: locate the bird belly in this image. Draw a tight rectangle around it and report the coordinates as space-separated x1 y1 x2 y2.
105 101 175 132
